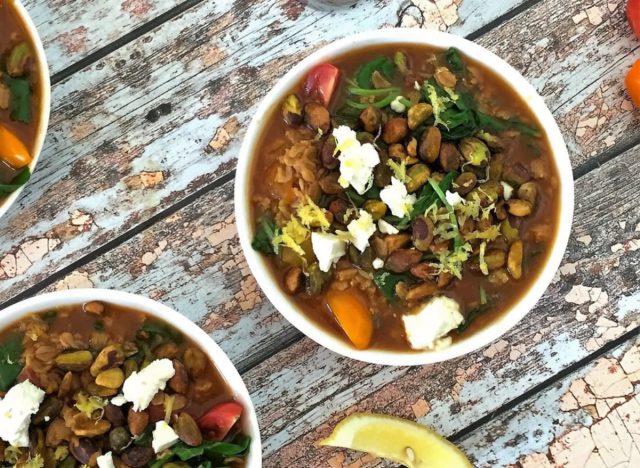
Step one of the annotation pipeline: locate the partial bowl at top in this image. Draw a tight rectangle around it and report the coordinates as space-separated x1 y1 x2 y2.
0 289 261 467
0 0 51 218
235 29 573 365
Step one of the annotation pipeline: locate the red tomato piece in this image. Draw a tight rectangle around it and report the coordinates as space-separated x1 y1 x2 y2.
197 401 244 440
303 63 340 107
628 0 640 39
625 59 640 107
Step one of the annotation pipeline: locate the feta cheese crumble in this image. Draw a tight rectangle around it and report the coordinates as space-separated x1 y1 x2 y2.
0 380 45 447
152 421 179 453
501 181 514 200
380 177 416 218
333 126 380 195
347 210 376 252
111 394 127 406
372 258 384 269
122 359 175 411
402 296 464 350
378 219 399 235
390 95 407 113
97 452 116 468
445 190 465 207
311 232 347 272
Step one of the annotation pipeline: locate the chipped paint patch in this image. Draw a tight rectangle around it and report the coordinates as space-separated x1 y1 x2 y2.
611 238 640 253
577 235 592 246
124 171 166 189
209 116 241 152
55 271 94 290
565 285 592 305
55 26 88 54
483 339 509 359
398 0 460 31
121 0 153 18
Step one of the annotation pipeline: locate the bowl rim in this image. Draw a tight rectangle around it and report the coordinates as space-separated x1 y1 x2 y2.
0 289 262 466
0 0 52 219
234 28 574 366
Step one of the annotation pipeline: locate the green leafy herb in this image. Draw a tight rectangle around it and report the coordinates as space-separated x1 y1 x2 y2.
346 92 398 110
7 42 32 77
149 454 173 468
345 188 365 206
133 425 153 446
140 321 182 342
373 271 412 303
456 305 489 333
251 215 280 255
364 185 381 200
446 47 464 74
41 311 57 322
395 171 456 229
4 75 31 124
0 332 23 391
0 168 31 196
172 436 251 461
356 57 395 89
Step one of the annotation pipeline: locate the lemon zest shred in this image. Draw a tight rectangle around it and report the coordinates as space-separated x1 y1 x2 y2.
297 196 331 231
272 216 309 257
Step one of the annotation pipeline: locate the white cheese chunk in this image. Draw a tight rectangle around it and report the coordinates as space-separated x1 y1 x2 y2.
372 258 384 269
380 177 416 218
501 181 514 200
122 359 175 411
390 95 407 113
97 452 116 468
347 210 376 252
414 81 421 91
111 394 127 406
311 232 348 272
445 190 465 207
378 219 399 235
402 296 464 350
0 380 45 447
333 125 380 195
152 421 179 453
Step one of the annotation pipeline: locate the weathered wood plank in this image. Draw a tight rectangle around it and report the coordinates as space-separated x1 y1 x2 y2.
0 0 531 301
458 337 640 468
40 182 299 372
23 0 183 75
243 141 640 465
39 129 640 465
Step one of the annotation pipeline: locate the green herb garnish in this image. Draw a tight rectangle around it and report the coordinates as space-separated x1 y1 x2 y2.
0 168 31 196
4 75 31 124
0 332 23 391
356 57 395 89
251 215 280 255
446 47 464 75
140 321 182 341
373 271 412 303
457 305 489 333
427 178 462 250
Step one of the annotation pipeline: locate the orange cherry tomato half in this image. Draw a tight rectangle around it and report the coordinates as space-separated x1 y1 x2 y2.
628 0 640 39
197 401 244 441
326 289 373 350
625 59 640 107
0 124 31 168
303 63 340 108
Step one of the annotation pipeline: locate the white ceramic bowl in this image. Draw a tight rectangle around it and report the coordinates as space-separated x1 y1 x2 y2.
0 289 262 466
0 0 51 219
235 29 574 366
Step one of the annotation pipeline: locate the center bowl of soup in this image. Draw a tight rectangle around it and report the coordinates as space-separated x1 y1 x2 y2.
235 29 573 365
0 0 50 218
0 290 262 467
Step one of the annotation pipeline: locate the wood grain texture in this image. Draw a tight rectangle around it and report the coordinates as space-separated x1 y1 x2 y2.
0 0 530 302
39 129 640 465
23 0 183 76
459 337 640 467
245 141 640 465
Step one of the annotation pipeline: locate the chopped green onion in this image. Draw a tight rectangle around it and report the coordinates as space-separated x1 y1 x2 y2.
480 286 487 305
347 86 401 97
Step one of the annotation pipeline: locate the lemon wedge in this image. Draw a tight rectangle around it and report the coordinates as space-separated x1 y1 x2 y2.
318 413 472 468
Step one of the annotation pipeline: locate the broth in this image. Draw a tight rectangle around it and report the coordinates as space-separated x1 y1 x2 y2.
249 43 560 352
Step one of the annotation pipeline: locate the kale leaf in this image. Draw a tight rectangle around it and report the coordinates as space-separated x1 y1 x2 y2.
251 215 280 255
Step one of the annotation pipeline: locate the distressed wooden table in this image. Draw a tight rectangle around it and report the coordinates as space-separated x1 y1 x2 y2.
1 0 639 466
